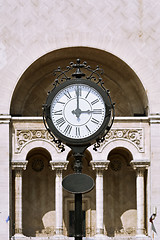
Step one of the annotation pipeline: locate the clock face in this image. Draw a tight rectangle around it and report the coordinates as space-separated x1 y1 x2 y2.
50 83 106 140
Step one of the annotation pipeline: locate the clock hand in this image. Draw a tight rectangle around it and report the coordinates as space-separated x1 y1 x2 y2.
72 86 81 119
76 86 80 111
72 109 102 116
78 110 100 114
72 109 96 117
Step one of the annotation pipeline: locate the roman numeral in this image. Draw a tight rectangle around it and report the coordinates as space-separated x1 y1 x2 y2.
91 99 99 105
64 90 72 99
56 117 65 127
75 86 82 97
93 109 102 114
76 127 80 136
91 118 99 125
64 125 72 135
85 90 91 99
85 125 91 132
53 110 63 115
79 86 82 96
57 101 65 105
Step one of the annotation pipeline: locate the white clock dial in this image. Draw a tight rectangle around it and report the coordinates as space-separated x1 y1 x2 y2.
50 83 106 139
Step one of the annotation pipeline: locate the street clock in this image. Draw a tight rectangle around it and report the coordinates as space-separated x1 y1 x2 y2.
43 59 114 152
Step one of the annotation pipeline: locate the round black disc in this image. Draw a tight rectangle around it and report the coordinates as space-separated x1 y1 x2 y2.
62 173 94 194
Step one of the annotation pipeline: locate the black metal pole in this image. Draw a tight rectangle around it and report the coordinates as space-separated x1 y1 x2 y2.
75 193 82 240
73 150 84 240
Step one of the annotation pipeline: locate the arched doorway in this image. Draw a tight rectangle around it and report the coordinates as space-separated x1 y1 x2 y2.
22 147 55 237
104 147 136 237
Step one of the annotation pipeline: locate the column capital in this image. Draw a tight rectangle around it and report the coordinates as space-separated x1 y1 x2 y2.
11 160 28 170
130 159 150 170
50 160 69 171
90 160 110 171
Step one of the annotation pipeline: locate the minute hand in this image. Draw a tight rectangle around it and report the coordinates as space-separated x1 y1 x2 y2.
80 110 102 114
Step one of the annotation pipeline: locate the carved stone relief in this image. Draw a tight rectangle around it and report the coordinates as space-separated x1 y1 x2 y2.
100 128 144 152
14 128 144 154
14 129 59 153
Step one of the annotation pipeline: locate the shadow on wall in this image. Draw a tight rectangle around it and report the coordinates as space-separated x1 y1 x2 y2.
104 147 136 237
22 148 55 237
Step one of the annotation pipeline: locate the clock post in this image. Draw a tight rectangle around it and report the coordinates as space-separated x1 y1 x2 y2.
43 59 115 240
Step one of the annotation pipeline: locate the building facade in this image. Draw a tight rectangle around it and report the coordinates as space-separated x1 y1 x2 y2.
0 1 160 240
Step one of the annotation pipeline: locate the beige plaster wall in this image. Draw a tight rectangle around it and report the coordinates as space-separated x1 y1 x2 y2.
150 123 160 240
0 121 10 240
0 0 160 115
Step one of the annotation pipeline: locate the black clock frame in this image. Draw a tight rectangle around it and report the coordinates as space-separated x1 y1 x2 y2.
44 78 113 148
43 59 114 152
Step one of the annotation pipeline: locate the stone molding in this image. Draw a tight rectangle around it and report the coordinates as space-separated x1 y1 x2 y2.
0 115 11 124
11 160 28 170
100 128 144 152
90 160 110 171
50 160 69 171
130 160 150 170
14 128 144 154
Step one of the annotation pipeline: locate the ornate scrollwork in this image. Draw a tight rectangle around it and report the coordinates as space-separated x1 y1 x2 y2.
15 129 61 153
14 128 144 153
52 59 104 87
98 128 144 152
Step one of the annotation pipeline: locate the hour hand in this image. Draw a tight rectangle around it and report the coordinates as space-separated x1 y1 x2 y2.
72 109 81 119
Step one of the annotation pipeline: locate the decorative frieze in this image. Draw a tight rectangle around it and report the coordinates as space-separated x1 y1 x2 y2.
14 129 58 153
100 128 144 152
14 128 144 154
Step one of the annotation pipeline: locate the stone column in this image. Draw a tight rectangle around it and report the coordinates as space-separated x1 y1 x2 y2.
50 160 68 236
90 160 110 236
12 160 28 236
131 160 150 237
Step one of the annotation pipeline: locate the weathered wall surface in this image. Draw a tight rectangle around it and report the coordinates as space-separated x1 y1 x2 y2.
0 0 160 114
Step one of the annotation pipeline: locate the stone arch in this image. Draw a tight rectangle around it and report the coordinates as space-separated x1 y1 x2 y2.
101 139 143 160
14 139 70 161
10 46 148 117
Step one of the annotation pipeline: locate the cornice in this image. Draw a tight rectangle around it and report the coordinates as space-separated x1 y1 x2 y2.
149 115 160 124
50 160 69 170
90 160 110 170
130 159 150 170
0 115 11 123
11 160 28 170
